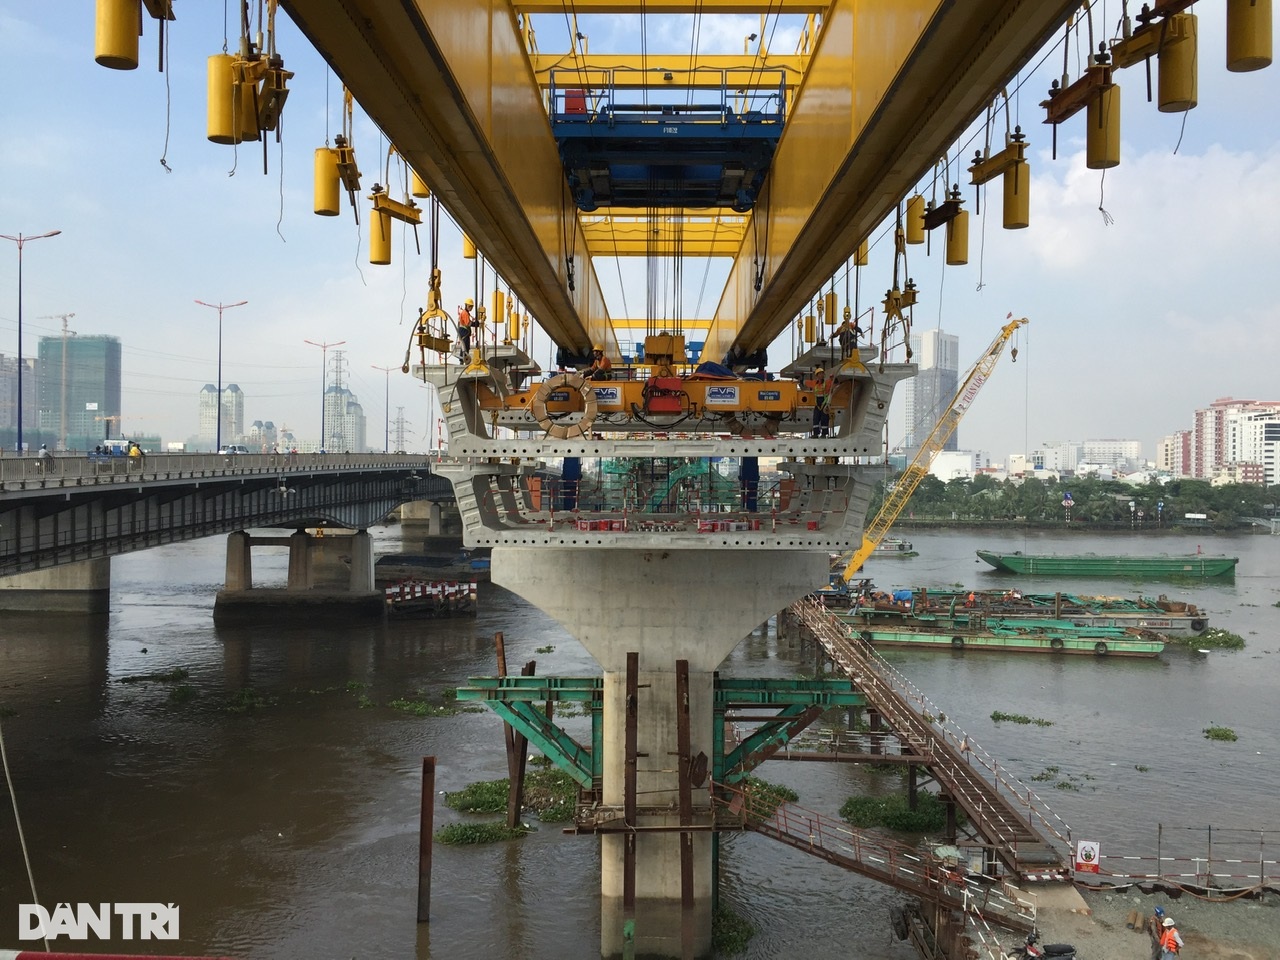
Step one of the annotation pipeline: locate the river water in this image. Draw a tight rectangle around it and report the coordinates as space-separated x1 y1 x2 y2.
0 527 1276 958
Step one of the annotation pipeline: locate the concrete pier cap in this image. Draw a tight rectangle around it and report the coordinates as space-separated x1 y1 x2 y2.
495 545 828 959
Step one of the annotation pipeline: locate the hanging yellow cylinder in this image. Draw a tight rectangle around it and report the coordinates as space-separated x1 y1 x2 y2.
370 209 392 265
207 54 239 145
237 77 260 142
462 234 477 259
507 304 520 343
945 209 969 265
1158 14 1198 112
492 291 506 334
803 314 816 343
1002 160 1030 229
95 0 140 70
823 292 839 326
411 170 430 198
905 194 925 245
854 239 868 266
314 148 341 216
1227 0 1272 72
1086 83 1121 169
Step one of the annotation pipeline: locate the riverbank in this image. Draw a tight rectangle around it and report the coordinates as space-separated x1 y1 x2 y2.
1033 887 1275 960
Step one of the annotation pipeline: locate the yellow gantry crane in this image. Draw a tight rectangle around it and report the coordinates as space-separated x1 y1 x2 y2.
840 315 1028 582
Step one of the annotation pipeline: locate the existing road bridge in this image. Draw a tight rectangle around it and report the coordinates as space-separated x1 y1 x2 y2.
0 452 448 614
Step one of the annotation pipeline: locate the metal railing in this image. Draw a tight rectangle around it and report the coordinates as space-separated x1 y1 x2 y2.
714 780 1036 932
793 597 1074 863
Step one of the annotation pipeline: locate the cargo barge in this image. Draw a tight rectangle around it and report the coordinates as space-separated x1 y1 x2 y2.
831 604 1165 657
873 586 1210 636
976 550 1238 579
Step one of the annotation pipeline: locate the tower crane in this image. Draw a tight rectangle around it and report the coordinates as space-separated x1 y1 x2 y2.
839 315 1028 582
37 312 75 450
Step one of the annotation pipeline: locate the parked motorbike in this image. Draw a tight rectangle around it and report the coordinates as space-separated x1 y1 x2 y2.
1005 930 1077 960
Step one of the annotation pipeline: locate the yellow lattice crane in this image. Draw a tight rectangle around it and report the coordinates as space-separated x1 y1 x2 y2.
840 314 1027 582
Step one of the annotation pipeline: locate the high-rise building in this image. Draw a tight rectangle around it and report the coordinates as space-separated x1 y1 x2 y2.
1190 397 1280 479
1156 430 1192 477
904 328 959 453
1080 439 1143 471
0 354 40 446
323 384 367 452
35 335 120 449
198 383 246 449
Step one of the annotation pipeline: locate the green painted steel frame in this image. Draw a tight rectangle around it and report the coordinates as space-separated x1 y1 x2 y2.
457 675 864 793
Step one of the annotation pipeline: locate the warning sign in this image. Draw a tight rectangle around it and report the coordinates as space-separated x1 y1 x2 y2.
1074 839 1101 874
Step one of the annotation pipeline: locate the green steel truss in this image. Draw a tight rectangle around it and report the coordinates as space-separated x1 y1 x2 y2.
456 675 864 792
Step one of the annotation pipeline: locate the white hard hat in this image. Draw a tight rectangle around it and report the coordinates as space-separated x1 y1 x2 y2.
1162 917 1175 928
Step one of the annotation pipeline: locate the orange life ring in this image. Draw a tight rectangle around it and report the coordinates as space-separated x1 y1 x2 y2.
530 373 598 439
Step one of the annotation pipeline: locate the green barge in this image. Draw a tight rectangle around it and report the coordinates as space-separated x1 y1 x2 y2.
832 607 1166 657
976 550 1238 579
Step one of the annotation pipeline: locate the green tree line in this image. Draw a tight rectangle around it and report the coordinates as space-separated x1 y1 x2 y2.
870 473 1278 530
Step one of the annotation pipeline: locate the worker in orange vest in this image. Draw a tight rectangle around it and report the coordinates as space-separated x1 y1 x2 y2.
1157 916 1183 958
586 344 613 381
457 298 474 353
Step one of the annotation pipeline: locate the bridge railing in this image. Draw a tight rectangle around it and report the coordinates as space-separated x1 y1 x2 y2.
0 452 431 485
795 597 1075 853
713 780 1036 931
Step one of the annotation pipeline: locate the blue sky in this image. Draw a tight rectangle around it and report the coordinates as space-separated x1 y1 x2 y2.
1 4 1277 457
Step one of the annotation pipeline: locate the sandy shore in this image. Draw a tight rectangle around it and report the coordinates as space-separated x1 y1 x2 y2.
1028 886 1276 960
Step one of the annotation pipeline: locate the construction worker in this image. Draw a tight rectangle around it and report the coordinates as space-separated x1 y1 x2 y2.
811 365 831 437
36 443 52 474
836 317 862 357
1157 916 1183 959
457 298 474 353
586 344 613 380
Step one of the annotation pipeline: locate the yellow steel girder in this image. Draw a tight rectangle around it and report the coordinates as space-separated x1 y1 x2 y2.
280 0 618 357
517 0 829 11
706 0 1080 364
580 216 749 258
529 54 808 89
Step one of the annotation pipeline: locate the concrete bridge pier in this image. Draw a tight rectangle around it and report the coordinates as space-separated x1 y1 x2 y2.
0 558 112 614
495 547 827 960
215 529 382 622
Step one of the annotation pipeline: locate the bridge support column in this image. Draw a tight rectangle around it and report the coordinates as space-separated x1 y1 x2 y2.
348 530 374 593
0 558 111 614
224 531 253 591
287 530 313 591
495 547 826 960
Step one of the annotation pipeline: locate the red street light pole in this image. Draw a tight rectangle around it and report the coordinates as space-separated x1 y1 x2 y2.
195 299 248 453
304 339 346 451
1 230 62 452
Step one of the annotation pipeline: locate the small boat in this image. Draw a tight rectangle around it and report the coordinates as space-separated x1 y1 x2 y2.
975 550 1238 579
385 579 478 619
376 550 492 582
873 538 918 558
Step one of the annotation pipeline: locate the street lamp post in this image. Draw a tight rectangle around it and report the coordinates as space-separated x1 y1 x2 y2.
195 299 248 453
372 364 396 453
2 230 62 452
304 339 346 452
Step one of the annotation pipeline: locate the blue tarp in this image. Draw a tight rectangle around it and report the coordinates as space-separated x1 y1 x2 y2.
892 589 913 603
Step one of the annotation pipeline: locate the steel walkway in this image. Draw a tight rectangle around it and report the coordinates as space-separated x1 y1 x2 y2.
791 596 1071 879
713 781 1036 934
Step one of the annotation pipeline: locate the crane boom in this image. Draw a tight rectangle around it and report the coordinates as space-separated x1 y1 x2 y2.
840 315 1027 582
